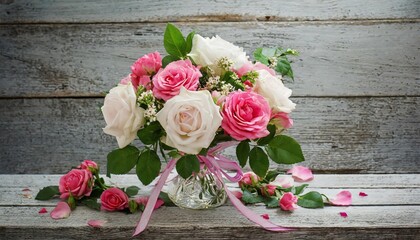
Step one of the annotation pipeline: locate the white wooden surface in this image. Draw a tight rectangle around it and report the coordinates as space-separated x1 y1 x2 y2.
0 174 419 239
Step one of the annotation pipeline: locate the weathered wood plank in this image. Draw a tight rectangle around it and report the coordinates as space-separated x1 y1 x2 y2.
3 174 419 189
0 205 419 240
0 22 419 97
1 0 419 23
0 97 418 174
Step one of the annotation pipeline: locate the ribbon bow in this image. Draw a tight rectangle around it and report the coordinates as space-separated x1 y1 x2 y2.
133 142 291 236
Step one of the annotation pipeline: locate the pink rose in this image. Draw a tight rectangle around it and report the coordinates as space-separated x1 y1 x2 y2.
279 192 298 211
261 184 277 197
100 188 129 211
59 169 93 199
152 59 201 101
239 172 259 188
78 160 98 172
131 51 162 89
236 62 276 78
221 91 271 140
271 112 293 132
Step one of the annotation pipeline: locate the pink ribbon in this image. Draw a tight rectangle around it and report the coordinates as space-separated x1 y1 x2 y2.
133 143 291 236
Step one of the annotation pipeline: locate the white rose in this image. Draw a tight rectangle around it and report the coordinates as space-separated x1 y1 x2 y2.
156 87 222 154
188 34 249 75
102 82 145 148
254 69 296 113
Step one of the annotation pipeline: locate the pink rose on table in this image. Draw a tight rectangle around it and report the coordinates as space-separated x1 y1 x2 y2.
239 172 259 188
59 169 93 199
100 188 129 211
279 192 298 211
78 160 98 172
236 62 276 78
130 51 162 90
221 91 271 140
152 59 201 101
261 184 277 197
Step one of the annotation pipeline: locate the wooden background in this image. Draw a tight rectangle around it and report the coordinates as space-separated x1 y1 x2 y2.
0 0 419 174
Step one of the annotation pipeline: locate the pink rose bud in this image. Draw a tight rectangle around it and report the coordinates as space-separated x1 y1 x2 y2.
100 188 129 211
239 172 259 188
131 51 162 89
270 112 293 132
261 184 277 197
279 192 298 211
59 169 93 199
78 160 99 173
152 59 201 101
221 91 271 140
235 62 276 78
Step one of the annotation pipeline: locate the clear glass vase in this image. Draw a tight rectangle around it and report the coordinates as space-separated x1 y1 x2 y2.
167 167 227 209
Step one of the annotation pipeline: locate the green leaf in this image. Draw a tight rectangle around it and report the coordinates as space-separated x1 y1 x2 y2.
81 198 100 211
266 135 304 164
297 191 324 208
107 145 139 177
294 184 309 195
35 186 59 200
236 140 250 167
163 23 186 58
264 196 280 208
276 56 294 80
136 149 161 185
264 169 283 183
242 189 264 204
89 187 104 198
168 150 181 159
159 192 175 206
125 186 140 197
129 200 139 213
162 55 180 68
185 31 195 54
253 48 270 65
137 121 163 145
249 147 269 178
257 124 276 146
176 155 200 179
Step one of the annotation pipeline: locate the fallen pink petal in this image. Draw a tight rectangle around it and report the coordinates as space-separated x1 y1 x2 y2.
38 208 48 214
50 202 71 219
22 188 31 192
330 191 352 206
231 190 243 199
88 219 106 228
135 196 164 210
286 166 314 182
261 214 270 220
339 212 348 218
359 192 368 197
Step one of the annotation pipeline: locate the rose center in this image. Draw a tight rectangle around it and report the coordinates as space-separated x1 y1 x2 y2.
176 105 201 133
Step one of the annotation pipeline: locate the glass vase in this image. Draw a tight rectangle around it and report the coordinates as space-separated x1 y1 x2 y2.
167 166 227 209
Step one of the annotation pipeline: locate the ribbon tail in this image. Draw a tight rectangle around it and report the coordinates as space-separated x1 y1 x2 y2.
133 158 177 236
225 187 293 232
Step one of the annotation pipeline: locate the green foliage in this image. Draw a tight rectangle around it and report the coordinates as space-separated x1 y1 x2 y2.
159 192 175 206
297 191 324 208
242 189 265 204
293 184 309 195
137 121 163 145
266 135 304 164
257 124 276 146
136 149 161 185
125 186 141 197
106 146 139 177
253 47 298 80
276 56 294 80
185 31 195 53
35 186 59 200
264 196 280 208
263 169 283 183
176 155 200 179
236 140 250 167
249 146 269 178
81 198 101 211
163 23 186 58
162 55 180 68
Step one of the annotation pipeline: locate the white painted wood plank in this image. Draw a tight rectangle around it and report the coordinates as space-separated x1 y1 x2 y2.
0 22 419 97
1 0 419 23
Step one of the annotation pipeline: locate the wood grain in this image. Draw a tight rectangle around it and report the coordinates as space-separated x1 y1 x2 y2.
0 97 418 174
1 0 419 23
0 22 419 97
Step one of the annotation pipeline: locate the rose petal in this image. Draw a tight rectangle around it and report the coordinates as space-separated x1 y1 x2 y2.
88 219 106 228
339 212 348 218
330 191 352 206
231 190 243 199
287 166 314 182
22 188 31 192
38 208 48 214
273 176 294 188
50 202 71 219
359 192 368 197
261 214 270 220
136 196 164 210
